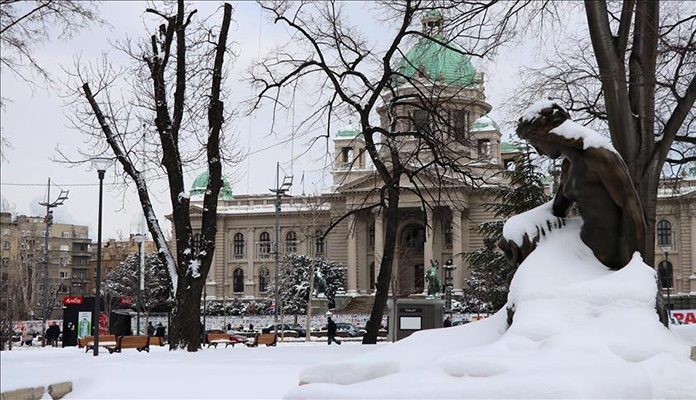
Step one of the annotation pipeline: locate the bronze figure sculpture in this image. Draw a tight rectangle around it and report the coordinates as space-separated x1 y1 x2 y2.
501 101 646 271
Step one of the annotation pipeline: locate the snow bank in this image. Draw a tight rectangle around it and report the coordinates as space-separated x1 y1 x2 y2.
287 221 696 399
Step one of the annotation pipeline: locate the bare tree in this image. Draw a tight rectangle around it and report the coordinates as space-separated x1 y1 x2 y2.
507 1 696 265
64 1 235 351
0 0 103 159
249 1 532 343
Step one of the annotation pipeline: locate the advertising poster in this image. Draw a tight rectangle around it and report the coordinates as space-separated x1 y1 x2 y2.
78 311 91 339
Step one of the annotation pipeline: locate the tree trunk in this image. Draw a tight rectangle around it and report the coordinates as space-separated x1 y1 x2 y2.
169 275 204 351
363 182 400 344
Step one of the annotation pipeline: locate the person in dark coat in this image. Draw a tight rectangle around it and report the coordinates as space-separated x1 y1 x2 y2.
326 315 341 345
443 316 452 328
46 322 61 347
147 322 155 337
155 323 165 338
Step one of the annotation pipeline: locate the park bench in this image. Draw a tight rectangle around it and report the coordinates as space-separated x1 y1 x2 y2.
79 335 117 353
206 333 237 348
150 336 165 346
107 335 151 353
246 333 277 347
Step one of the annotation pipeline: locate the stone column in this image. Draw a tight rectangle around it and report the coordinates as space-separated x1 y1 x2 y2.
347 214 358 295
373 209 384 279
245 227 256 296
451 209 464 295
690 212 696 294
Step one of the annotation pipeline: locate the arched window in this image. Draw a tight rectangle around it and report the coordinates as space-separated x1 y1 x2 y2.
259 231 271 258
233 268 244 292
315 230 325 255
285 231 297 254
657 220 672 246
233 233 245 259
657 260 673 289
259 267 269 293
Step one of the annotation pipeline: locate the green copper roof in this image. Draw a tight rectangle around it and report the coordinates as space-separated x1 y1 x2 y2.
472 115 500 131
191 170 233 200
501 142 521 153
336 121 362 138
395 35 480 87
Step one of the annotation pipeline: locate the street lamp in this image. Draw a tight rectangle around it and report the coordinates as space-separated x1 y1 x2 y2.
91 157 111 356
443 259 456 313
660 245 672 320
269 162 292 333
130 233 147 335
39 179 68 347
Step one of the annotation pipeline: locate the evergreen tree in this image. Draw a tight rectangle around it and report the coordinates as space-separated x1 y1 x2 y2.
462 144 551 313
103 252 173 312
272 254 346 314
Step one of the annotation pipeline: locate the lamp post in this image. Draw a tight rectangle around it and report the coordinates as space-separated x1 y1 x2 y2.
443 259 456 314
130 233 146 335
269 162 292 333
91 157 111 356
39 179 69 346
660 245 672 321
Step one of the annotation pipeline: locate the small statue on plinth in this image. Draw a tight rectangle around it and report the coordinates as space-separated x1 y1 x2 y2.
426 259 442 298
313 269 327 298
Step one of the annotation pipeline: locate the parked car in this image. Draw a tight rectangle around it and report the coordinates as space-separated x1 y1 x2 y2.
452 320 469 326
261 324 306 337
322 322 363 337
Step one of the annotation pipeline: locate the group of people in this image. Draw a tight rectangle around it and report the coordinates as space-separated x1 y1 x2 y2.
146 322 166 338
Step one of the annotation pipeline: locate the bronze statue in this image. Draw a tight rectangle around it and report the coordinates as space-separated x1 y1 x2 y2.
504 101 646 271
426 259 442 297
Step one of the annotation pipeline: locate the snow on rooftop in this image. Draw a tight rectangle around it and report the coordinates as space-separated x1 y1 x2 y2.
212 203 331 215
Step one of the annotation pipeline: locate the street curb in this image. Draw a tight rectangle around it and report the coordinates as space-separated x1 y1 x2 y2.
1 381 72 400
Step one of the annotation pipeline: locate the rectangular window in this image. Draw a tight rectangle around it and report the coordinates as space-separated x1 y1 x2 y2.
62 231 71 238
59 271 69 279
478 139 491 160
2 228 10 236
2 241 9 250
443 221 453 249
453 110 469 142
41 231 48 237
413 110 430 133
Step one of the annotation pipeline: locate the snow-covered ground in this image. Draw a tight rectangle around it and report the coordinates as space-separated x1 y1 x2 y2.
3 219 696 399
1 340 379 399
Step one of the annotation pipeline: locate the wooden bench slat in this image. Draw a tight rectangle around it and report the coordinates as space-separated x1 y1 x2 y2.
246 333 277 347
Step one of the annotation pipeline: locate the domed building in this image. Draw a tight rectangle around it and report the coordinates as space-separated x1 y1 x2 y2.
185 12 695 312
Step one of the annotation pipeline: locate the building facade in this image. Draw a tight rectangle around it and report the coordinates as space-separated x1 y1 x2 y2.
1 212 92 320
188 13 694 311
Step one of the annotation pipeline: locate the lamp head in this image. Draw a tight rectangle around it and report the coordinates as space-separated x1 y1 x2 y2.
90 157 113 173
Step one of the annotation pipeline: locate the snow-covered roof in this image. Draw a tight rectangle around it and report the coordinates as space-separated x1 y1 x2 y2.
214 203 331 215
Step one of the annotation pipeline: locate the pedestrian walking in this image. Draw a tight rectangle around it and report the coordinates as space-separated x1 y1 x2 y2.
46 322 61 347
326 313 341 345
147 322 155 337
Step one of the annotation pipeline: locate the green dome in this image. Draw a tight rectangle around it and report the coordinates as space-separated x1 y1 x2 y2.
394 35 480 87
191 170 233 200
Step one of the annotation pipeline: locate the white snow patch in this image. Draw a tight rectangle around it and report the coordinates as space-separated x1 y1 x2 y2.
551 120 617 152
287 219 696 399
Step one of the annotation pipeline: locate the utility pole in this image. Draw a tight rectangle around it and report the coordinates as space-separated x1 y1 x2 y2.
270 162 292 335
39 178 68 346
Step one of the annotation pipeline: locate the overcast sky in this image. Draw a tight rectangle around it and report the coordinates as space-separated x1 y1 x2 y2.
0 1 529 241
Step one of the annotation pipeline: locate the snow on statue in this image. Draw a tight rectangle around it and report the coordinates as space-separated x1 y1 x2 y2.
286 100 696 399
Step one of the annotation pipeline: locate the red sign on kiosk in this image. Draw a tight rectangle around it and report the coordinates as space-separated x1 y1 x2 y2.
63 296 84 305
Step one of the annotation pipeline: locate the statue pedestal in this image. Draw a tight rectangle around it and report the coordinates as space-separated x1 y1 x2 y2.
310 297 330 316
